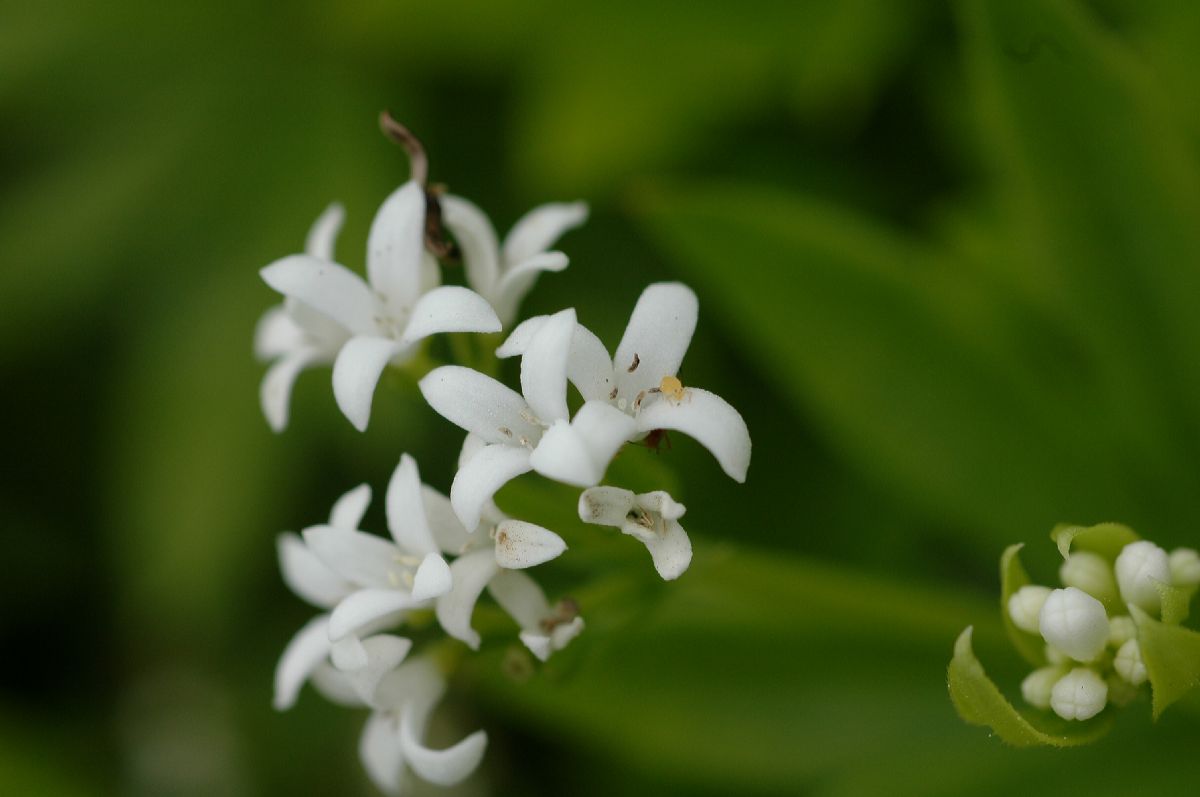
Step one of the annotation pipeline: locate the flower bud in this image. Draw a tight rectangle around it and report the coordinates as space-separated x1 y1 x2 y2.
1044 645 1069 665
1107 615 1136 648
1050 667 1108 721
1021 665 1067 710
1059 551 1117 605
1008 585 1052 634
1113 639 1148 686
1115 541 1170 612
1039 587 1109 662
1169 547 1200 588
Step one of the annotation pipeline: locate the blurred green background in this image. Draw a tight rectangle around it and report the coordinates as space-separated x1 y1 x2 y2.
4 0 1200 794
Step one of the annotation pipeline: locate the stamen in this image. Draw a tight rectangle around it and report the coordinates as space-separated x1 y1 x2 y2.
379 111 428 186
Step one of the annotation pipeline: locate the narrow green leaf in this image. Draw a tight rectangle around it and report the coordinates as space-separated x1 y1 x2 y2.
1000 544 1046 666
948 627 1113 746
1131 606 1200 718
1050 522 1139 562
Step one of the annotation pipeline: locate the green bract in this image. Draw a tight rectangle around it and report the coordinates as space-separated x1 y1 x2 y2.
1000 544 1046 666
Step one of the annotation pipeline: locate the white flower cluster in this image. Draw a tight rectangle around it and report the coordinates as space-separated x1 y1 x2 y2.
259 119 752 794
1008 541 1200 721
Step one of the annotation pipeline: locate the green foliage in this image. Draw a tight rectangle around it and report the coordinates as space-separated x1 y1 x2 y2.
1000 544 1046 666
1051 522 1140 562
1132 607 1200 718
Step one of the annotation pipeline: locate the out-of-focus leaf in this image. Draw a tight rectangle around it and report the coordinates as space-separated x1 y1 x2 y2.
1051 522 1139 562
1157 582 1194 626
1131 606 1200 718
948 627 1112 746
1000 544 1045 666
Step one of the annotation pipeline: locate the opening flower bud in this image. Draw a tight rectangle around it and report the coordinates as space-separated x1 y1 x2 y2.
1050 667 1108 721
1021 665 1067 710
1169 547 1200 588
1113 639 1147 686
1115 541 1170 612
1038 587 1109 662
1059 551 1117 605
1008 585 1052 634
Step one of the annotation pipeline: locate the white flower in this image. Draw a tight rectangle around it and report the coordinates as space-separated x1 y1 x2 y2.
1114 540 1170 612
578 486 693 580
1169 547 1200 587
441 194 588 325
1113 639 1147 686
260 181 501 431
1007 585 1051 635
497 282 751 483
255 204 353 431
1050 667 1107 721
1021 665 1067 710
273 455 467 710
1058 551 1117 605
420 309 637 529
1038 587 1109 662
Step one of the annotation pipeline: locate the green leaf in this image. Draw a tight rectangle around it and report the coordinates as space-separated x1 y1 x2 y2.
1131 606 1200 718
948 627 1113 746
1158 582 1195 626
1050 522 1140 562
1000 544 1046 666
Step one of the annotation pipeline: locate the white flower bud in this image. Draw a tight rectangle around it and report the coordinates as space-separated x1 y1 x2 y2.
1045 645 1069 665
1113 639 1148 686
1169 547 1200 587
1021 666 1066 710
1008 585 1052 634
1115 541 1170 612
1059 551 1118 605
1107 615 1136 648
1038 587 1109 662
1050 667 1108 721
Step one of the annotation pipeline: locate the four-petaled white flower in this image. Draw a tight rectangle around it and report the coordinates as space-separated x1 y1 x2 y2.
498 282 752 484
579 486 693 580
420 308 638 530
260 181 501 431
441 194 588 325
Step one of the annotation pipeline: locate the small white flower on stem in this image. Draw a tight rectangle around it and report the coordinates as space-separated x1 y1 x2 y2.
259 119 501 432
440 194 588 325
1113 639 1147 686
497 282 751 483
578 486 693 580
1169 547 1200 587
1007 585 1051 635
1050 667 1108 721
1038 587 1109 662
1114 540 1170 613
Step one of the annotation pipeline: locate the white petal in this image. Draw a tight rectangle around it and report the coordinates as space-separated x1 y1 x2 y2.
495 315 548 359
277 533 353 609
310 663 365 707
570 400 637 473
530 420 601 487
331 634 369 671
345 635 414 707
636 490 686 521
440 194 500 297
367 180 425 309
359 712 406 796
304 202 346 261
635 518 692 580
411 553 453 601
260 255 375 336
400 285 501 345
450 443 533 531
302 526 405 588
614 282 698 397
273 615 332 710
492 251 569 324
419 366 539 444
260 348 322 432
374 655 446 713
421 485 472 555
329 483 373 529
502 200 588 265
329 589 422 641
566 323 615 401
494 520 567 569
486 569 550 630
520 308 576 424
385 455 438 556
254 305 305 360
435 549 499 649
285 297 351 347
332 335 404 432
519 616 585 663
578 486 637 528
636 387 751 482
520 632 553 662
400 704 487 787
457 432 488 470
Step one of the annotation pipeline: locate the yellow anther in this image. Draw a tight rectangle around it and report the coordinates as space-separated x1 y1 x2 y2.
659 375 684 402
